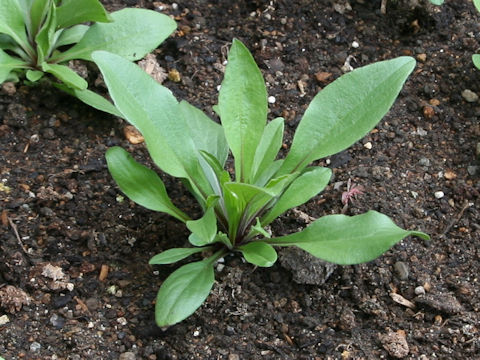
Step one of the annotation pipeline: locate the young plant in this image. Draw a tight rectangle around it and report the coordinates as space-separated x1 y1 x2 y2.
0 0 176 116
92 39 429 327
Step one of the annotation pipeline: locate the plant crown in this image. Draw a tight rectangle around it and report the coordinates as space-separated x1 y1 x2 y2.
92 39 429 327
0 0 176 116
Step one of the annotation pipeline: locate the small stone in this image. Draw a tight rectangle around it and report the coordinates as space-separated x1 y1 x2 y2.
168 69 181 82
30 342 41 352
268 96 276 104
364 141 372 149
351 41 359 48
416 53 427 62
119 352 136 360
228 355 240 360
467 166 478 176
434 191 444 199
117 317 127 326
394 261 409 280
423 105 435 119
379 330 409 358
418 157 430 167
0 314 9 325
414 286 426 295
444 170 457 180
123 125 144 145
429 98 440 106
49 314 65 329
462 89 478 102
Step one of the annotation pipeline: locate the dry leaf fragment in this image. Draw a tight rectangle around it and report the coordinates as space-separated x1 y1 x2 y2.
390 292 415 309
0 285 31 313
42 263 66 281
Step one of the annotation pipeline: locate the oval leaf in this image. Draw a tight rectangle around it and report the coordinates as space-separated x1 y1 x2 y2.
54 8 176 62
218 39 267 183
106 146 190 222
473 54 480 70
55 0 111 29
186 207 218 246
269 210 430 265
239 241 277 267
149 247 212 265
155 261 214 326
280 57 416 174
0 49 28 83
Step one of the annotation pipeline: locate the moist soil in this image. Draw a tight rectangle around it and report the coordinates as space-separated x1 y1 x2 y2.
1 0 480 359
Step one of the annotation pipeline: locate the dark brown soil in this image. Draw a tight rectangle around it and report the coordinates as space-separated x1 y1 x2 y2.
1 0 479 359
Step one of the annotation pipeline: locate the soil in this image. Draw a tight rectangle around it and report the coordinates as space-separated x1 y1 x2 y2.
1 0 480 359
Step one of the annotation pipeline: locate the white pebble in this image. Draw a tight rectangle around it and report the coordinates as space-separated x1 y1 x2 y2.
216 84 221 91
171 3 178 10
352 41 359 48
117 317 127 326
364 141 372 150
434 191 444 199
268 96 276 104
414 286 426 295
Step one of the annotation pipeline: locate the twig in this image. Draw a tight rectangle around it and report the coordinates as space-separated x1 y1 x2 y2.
439 201 471 239
7 216 28 255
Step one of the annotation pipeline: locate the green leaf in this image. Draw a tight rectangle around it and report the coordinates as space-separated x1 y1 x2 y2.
54 24 89 47
262 166 332 226
252 117 284 183
55 86 123 118
473 54 480 70
35 0 56 62
92 51 212 200
474 0 480 12
0 0 31 53
254 159 284 187
55 0 111 29
268 210 430 265
239 241 277 267
41 62 87 89
428 0 443 5
105 146 190 223
149 247 212 265
179 100 228 167
279 57 416 174
29 0 51 38
251 218 271 238
218 39 268 183
0 49 28 83
53 8 176 62
26 69 43 81
187 207 218 246
155 260 214 326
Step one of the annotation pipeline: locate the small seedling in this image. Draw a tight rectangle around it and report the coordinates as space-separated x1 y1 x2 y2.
0 0 176 116
93 39 429 327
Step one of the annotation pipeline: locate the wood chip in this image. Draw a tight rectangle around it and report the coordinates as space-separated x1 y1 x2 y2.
315 71 332 83
390 292 415 309
99 264 109 282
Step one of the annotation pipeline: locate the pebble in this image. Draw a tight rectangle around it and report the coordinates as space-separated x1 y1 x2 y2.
30 342 41 352
434 191 444 199
418 157 430 167
268 96 276 104
461 89 478 102
423 105 435 119
123 125 144 145
416 53 427 62
364 141 372 149
467 165 478 176
0 314 9 325
351 40 359 48
414 286 426 295
119 352 136 360
228 355 240 360
49 313 65 329
394 261 409 280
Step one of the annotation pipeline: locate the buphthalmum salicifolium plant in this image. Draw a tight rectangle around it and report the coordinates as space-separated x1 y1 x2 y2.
472 0 480 69
0 0 176 116
92 39 429 327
